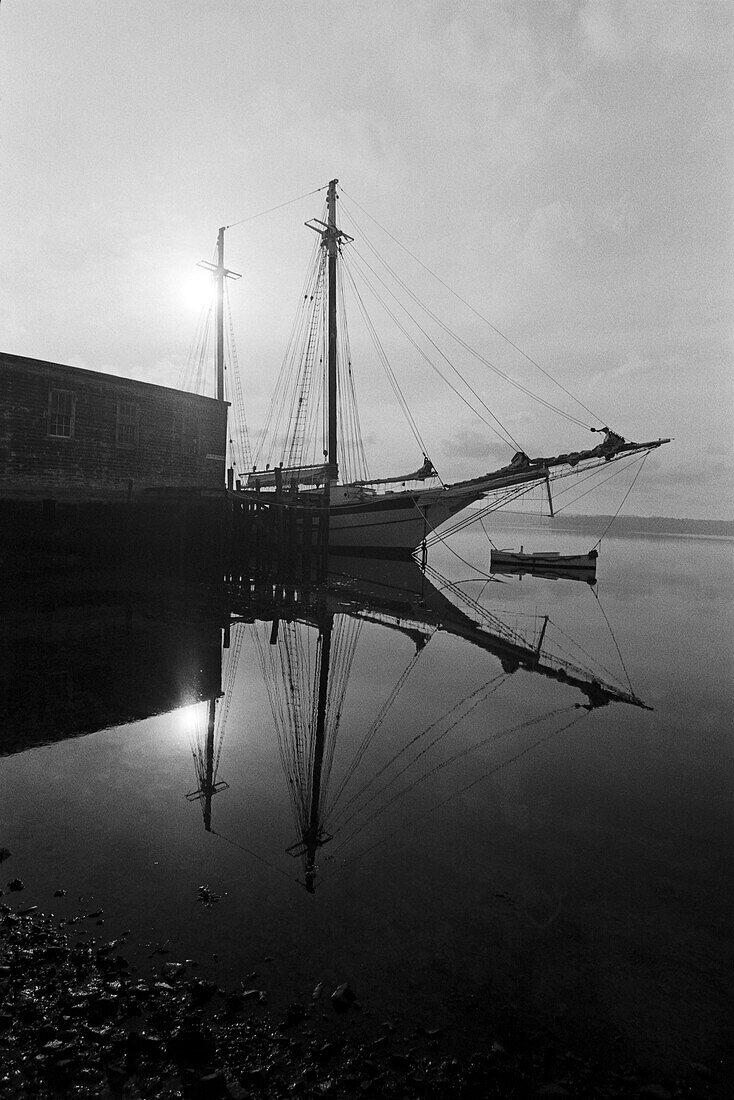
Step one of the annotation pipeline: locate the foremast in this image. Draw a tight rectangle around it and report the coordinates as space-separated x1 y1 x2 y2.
198 229 241 403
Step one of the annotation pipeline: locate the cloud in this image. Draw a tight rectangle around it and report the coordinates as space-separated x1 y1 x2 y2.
588 349 650 388
578 0 724 61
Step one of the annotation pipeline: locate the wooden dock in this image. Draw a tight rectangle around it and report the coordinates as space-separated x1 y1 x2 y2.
1 486 327 583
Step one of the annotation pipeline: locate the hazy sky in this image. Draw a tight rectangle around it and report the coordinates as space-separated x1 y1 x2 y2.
2 1 731 518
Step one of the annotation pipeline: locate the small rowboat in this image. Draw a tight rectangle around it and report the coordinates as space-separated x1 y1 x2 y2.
490 548 598 583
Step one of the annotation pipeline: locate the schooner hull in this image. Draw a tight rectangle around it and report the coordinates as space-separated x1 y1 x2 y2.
326 486 482 555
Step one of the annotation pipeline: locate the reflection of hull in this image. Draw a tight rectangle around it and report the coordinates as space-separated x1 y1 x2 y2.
491 549 597 583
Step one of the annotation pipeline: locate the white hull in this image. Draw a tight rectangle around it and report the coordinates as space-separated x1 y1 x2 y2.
238 465 553 555
325 485 484 554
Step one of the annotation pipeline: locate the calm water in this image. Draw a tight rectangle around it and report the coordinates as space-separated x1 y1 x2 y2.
2 526 732 1078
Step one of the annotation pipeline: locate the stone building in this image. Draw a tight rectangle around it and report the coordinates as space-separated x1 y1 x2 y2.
0 352 228 500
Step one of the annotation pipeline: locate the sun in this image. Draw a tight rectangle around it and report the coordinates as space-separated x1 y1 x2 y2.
182 268 215 313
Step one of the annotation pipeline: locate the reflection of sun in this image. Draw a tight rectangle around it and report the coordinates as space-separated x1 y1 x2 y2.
176 701 207 740
182 269 214 312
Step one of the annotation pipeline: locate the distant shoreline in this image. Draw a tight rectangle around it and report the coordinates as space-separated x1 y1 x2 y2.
488 512 734 538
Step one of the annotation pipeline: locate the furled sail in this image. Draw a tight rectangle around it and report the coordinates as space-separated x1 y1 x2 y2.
353 456 437 487
246 463 337 489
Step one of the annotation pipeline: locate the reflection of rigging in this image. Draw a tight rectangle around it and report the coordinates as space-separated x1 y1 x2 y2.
187 556 650 890
253 611 363 892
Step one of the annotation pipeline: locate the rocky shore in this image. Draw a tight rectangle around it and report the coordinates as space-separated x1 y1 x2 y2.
0 886 722 1099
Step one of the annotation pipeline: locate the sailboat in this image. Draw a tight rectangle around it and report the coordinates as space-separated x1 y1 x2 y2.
205 179 669 557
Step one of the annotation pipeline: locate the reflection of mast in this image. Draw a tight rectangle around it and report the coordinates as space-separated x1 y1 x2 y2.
186 697 229 831
285 613 334 892
186 623 241 830
254 602 364 893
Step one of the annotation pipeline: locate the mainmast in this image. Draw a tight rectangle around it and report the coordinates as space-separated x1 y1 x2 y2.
326 180 338 473
306 180 353 483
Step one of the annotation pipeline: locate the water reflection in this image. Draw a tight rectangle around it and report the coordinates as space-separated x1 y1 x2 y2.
0 578 223 755
177 555 647 892
2 535 731 1080
0 557 647 897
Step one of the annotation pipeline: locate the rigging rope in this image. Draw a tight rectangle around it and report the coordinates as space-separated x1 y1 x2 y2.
339 188 606 428
592 451 650 549
224 282 253 473
344 249 522 450
335 708 586 869
331 703 576 857
550 452 649 518
324 636 434 822
341 261 433 461
591 587 636 699
224 184 328 231
329 673 508 836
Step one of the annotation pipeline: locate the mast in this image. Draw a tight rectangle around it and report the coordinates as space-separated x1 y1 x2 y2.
304 612 333 892
326 180 338 473
304 180 353 484
197 231 240 404
215 228 225 403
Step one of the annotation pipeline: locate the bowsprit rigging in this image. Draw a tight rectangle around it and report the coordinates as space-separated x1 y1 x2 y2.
184 178 669 557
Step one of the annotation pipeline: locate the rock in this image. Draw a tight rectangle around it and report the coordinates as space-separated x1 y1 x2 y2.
280 1002 307 1029
198 884 221 906
315 1040 340 1063
96 940 119 956
246 1065 269 1086
226 1083 249 1100
0 848 10 861
389 1051 412 1070
189 978 219 1005
7 879 24 892
162 961 187 981
44 943 67 961
225 990 244 1013
197 1070 228 1096
241 987 260 1001
88 993 118 1020
169 1022 216 1066
105 1062 129 1090
331 982 356 1013
53 889 66 897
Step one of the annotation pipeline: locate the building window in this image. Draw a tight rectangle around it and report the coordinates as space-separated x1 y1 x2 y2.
48 389 75 437
173 412 198 455
116 401 139 447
